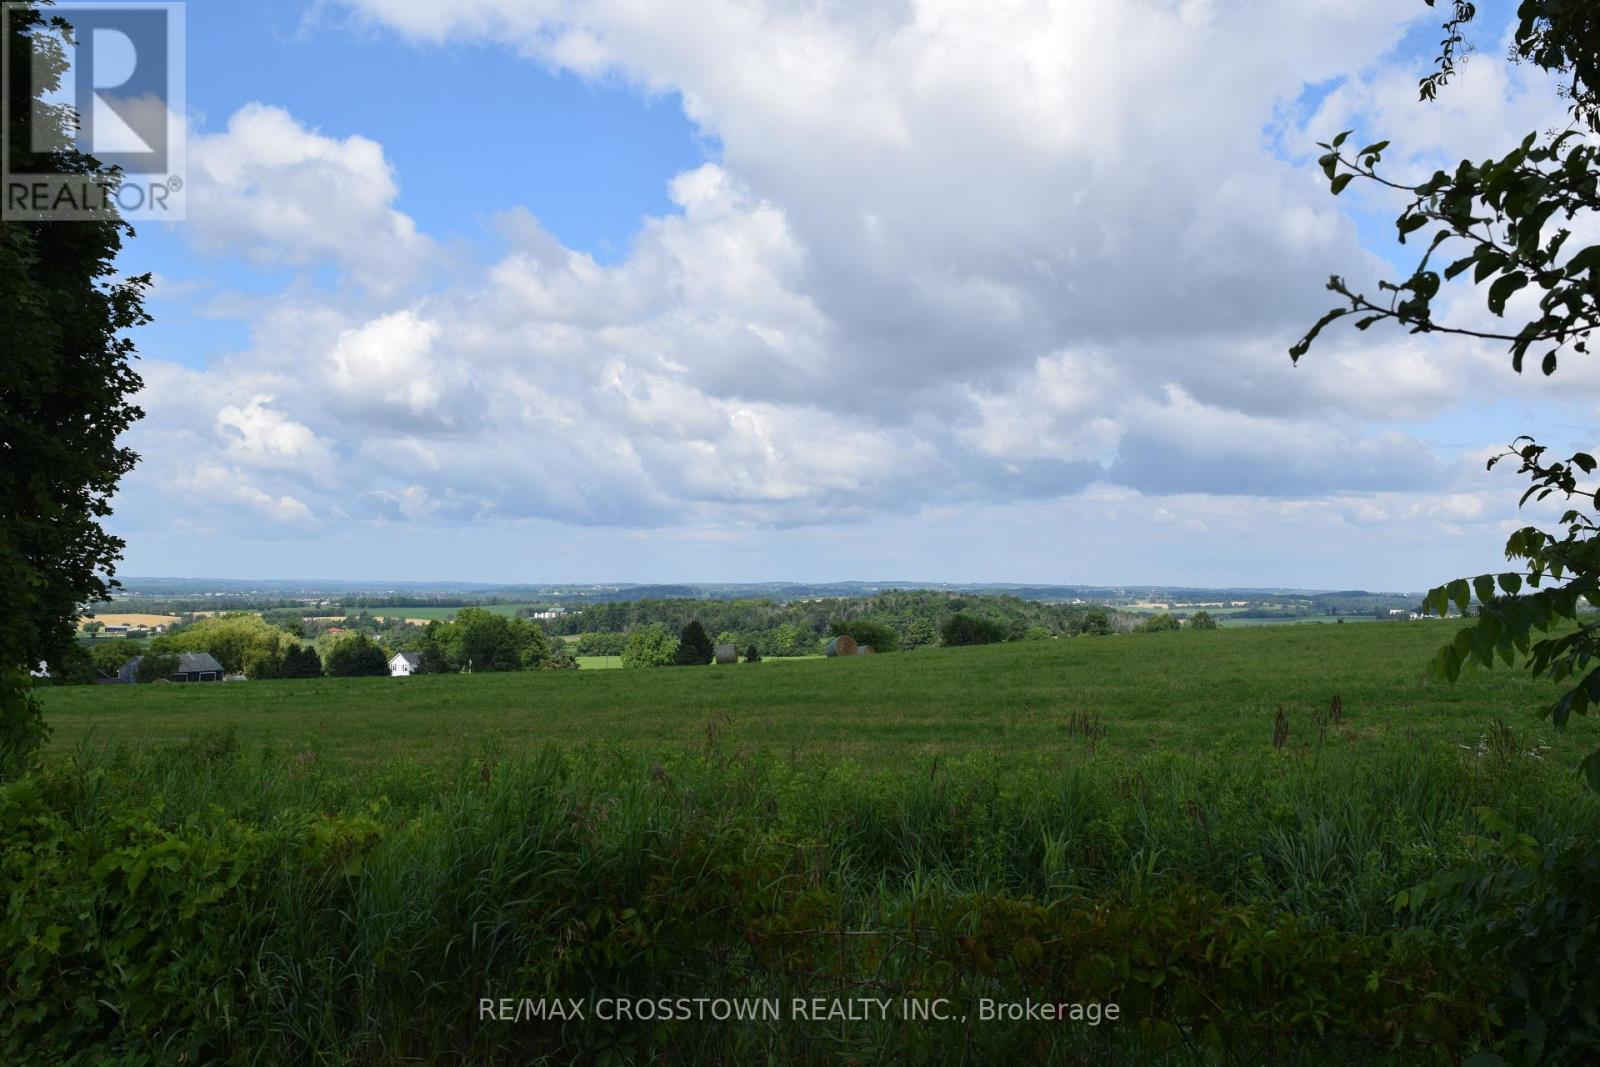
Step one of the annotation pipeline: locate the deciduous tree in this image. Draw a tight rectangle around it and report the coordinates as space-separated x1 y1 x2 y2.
1 4 150 772
1295 1 1600 787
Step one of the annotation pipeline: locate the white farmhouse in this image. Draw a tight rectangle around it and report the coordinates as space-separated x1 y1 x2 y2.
389 652 422 677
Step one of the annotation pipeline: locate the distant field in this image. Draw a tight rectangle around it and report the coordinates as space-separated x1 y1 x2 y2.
575 655 622 669
38 623 1598 766
352 603 551 622
78 613 180 629
1222 614 1388 627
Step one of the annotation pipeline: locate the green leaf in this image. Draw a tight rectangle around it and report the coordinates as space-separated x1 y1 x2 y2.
1473 575 1496 606
1332 130 1352 148
1497 573 1523 596
1357 140 1389 158
1564 244 1600 276
1448 579 1471 615
1473 251 1508 282
1289 308 1349 362
1487 271 1529 316
1330 173 1355 196
1582 750 1600 793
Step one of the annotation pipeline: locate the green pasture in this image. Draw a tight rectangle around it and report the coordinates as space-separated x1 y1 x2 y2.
38 622 1598 768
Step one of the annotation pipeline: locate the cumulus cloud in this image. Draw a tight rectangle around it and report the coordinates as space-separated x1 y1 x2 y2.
116 0 1600 562
187 104 434 292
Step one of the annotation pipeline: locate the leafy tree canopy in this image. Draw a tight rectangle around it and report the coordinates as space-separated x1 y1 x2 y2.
622 625 679 669
1 4 150 771
1295 1 1600 787
324 635 390 678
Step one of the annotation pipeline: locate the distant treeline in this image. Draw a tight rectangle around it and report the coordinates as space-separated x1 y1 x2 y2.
550 591 1134 657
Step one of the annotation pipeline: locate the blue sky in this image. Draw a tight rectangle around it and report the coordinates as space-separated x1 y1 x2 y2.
99 0 1600 589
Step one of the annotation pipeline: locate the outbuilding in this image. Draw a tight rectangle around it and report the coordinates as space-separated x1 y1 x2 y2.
117 652 225 683
389 652 422 677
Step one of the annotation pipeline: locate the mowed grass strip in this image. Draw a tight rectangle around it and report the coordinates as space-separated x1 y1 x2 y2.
37 622 1599 764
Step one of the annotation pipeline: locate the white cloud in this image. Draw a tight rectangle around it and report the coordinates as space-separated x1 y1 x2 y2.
175 462 318 525
187 104 434 292
215 396 334 476
114 2 1600 568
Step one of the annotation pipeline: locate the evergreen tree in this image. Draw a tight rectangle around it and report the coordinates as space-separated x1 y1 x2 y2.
675 620 714 666
280 645 324 679
324 635 389 678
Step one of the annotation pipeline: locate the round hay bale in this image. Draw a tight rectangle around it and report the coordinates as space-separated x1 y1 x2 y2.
857 645 874 655
714 643 739 665
825 635 859 657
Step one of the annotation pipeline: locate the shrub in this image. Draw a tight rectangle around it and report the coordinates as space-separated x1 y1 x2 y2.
744 644 761 663
1136 613 1181 633
621 624 678 668
1188 611 1220 630
575 631 627 657
941 613 1006 647
829 618 900 652
1401 809 1600 1066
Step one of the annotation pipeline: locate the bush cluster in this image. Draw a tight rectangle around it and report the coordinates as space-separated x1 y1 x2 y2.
3 739 1596 1064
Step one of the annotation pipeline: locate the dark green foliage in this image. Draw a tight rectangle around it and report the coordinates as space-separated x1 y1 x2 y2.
323 636 388 678
417 608 556 672
550 591 1121 658
279 645 324 679
2 742 1596 1065
1419 442 1600 780
135 654 178 684
415 640 451 676
941 613 1006 647
1137 613 1181 633
744 644 761 663
1400 807 1600 1065
829 618 900 652
1 4 150 771
674 620 714 666
1188 611 1220 630
575 631 628 656
1073 606 1113 635
87 641 139 678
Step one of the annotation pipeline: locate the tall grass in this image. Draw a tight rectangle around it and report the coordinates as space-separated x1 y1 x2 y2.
7 727 1595 1065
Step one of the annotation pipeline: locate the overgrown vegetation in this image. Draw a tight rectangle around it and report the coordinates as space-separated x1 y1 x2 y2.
4 726 1596 1065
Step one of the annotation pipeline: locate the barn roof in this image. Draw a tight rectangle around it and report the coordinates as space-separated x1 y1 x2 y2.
175 652 223 673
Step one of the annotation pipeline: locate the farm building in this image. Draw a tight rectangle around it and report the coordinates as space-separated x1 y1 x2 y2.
389 652 421 677
117 652 226 683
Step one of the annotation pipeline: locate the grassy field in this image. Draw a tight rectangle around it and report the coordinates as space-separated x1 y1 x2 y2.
22 621 1600 1064
1219 613 1384 626
38 622 1600 767
358 602 550 622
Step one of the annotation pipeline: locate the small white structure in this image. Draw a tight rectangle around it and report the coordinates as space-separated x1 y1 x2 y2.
389 652 422 677
30 661 50 679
